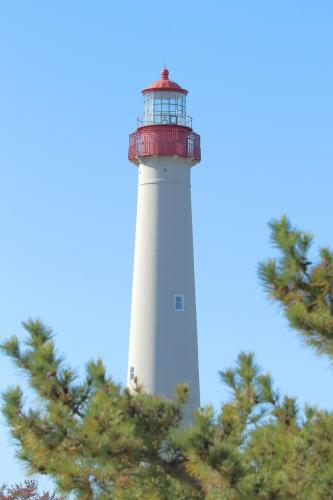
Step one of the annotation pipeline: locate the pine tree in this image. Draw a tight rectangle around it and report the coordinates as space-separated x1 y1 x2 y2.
259 215 333 359
1 320 200 499
2 217 333 498
3 323 333 499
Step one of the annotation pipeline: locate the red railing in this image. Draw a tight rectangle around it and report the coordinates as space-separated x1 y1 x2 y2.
128 125 201 162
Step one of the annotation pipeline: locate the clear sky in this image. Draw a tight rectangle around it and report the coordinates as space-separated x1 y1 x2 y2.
1 0 333 488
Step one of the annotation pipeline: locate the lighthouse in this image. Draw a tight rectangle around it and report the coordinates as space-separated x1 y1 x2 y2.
127 68 201 421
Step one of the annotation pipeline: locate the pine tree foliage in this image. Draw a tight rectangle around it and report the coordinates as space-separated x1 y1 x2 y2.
259 215 333 358
1 320 198 499
2 319 333 498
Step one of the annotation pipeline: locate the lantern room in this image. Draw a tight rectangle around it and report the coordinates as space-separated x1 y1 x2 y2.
129 68 201 163
138 68 191 128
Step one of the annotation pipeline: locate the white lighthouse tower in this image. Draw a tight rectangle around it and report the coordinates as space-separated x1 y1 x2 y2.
127 68 201 420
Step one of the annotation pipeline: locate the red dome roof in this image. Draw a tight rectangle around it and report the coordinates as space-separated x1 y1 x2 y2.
142 67 188 95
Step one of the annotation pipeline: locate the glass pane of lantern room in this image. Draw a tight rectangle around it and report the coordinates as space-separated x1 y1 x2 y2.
144 96 150 115
154 99 161 112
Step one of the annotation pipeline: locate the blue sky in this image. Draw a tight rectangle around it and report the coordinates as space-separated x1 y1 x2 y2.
1 0 333 488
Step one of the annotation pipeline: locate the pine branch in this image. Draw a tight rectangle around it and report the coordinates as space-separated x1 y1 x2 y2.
259 216 333 360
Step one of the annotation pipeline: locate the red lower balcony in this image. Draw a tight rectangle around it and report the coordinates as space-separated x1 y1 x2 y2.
129 125 201 163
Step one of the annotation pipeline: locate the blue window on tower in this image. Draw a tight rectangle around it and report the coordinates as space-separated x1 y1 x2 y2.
174 294 185 312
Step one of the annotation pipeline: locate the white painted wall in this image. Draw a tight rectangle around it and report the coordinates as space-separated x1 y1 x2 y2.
128 155 200 422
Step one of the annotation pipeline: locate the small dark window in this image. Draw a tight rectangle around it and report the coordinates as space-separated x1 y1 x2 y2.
174 294 184 312
130 366 135 380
